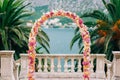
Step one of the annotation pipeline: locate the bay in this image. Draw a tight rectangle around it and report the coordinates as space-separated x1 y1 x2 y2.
43 28 79 54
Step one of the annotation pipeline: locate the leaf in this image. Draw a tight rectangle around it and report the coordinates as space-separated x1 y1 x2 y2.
84 21 97 27
104 33 113 54
8 3 31 26
10 35 23 47
81 10 109 23
70 33 81 49
74 27 79 34
79 46 84 54
10 13 32 26
78 38 83 48
1 30 8 50
39 29 50 41
106 3 117 22
41 43 50 53
1 0 9 12
10 27 23 39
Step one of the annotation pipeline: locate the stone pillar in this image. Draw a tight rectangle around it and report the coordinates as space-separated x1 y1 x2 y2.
96 54 106 79
113 51 120 80
0 50 15 80
19 54 28 79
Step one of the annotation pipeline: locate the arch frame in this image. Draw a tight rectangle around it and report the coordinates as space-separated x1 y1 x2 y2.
28 10 91 80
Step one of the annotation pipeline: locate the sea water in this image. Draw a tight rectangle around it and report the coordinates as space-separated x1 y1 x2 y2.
43 28 79 72
43 28 79 54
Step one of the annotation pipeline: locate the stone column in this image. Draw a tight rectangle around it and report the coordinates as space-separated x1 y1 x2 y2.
96 54 106 79
0 50 15 80
19 54 28 79
113 51 120 80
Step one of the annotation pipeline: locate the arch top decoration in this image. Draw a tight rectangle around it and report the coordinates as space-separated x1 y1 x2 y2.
28 10 91 80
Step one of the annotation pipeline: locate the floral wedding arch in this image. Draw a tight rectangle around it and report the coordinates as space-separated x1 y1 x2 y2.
28 10 91 80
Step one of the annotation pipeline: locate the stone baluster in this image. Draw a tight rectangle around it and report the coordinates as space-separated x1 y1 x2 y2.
96 54 105 78
13 62 20 80
90 57 95 77
20 54 28 79
44 57 48 72
38 57 42 72
112 51 120 80
57 57 61 72
64 57 68 72
91 57 94 73
71 57 74 72
78 58 82 72
107 63 112 80
51 57 54 72
0 51 15 80
104 59 112 80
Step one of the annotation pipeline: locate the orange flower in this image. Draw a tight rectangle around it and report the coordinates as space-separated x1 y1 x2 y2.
98 30 107 36
96 20 108 37
41 15 48 21
112 20 120 39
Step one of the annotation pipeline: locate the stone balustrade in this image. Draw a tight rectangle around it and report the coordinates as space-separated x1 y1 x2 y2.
0 51 20 80
112 51 120 80
0 51 115 80
20 54 110 80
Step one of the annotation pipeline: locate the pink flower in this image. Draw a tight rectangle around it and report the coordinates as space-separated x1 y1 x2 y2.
57 11 62 15
82 61 90 65
66 12 71 17
50 11 54 16
71 13 76 19
27 50 32 54
29 57 34 64
39 20 44 24
46 14 50 18
29 41 36 46
79 19 83 24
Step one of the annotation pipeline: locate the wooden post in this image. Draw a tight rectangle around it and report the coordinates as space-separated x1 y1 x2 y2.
0 50 15 80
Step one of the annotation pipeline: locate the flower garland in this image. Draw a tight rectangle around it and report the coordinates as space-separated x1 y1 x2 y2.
28 10 91 80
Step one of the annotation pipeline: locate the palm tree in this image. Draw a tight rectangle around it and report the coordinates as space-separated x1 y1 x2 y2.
0 0 50 59
70 0 120 60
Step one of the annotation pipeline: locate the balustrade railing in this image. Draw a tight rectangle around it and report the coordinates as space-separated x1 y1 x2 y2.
0 51 115 80
20 54 109 79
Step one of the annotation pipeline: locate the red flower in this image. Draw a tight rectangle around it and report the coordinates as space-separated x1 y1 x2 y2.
50 12 54 16
79 19 83 24
71 14 76 19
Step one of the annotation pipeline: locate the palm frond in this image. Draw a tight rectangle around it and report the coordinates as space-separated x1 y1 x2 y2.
84 21 97 27
1 30 8 50
81 10 109 23
104 33 113 54
70 33 81 49
74 27 79 34
106 3 117 22
38 29 50 41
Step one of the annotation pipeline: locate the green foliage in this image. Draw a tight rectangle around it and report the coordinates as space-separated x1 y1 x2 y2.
70 0 120 61
0 0 50 60
26 5 49 21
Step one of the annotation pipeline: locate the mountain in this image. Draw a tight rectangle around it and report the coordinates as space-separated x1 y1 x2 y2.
25 0 108 26
26 5 49 21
